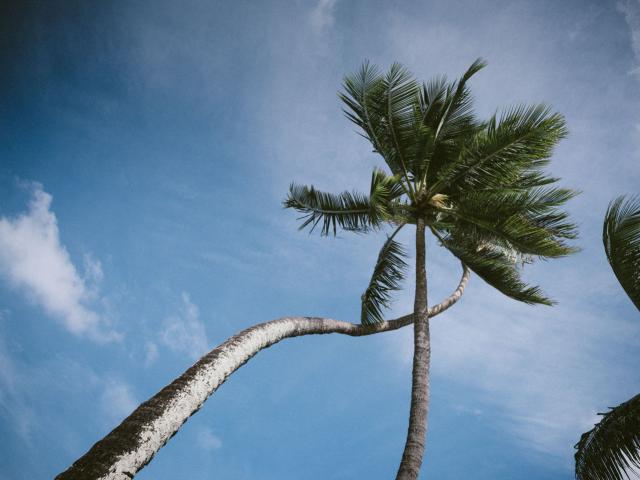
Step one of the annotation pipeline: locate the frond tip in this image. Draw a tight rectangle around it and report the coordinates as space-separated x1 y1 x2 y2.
575 393 640 480
435 230 553 305
361 235 408 324
603 195 640 310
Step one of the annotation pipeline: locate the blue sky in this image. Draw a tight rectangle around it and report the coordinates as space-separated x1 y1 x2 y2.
0 0 639 478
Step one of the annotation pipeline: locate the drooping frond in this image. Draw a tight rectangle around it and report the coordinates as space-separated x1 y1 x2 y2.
429 104 567 195
434 229 552 305
369 168 405 215
284 184 375 236
575 393 640 480
603 196 640 310
444 186 580 258
284 169 405 236
361 233 408 324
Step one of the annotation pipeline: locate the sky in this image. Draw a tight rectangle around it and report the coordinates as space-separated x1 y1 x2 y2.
0 0 639 479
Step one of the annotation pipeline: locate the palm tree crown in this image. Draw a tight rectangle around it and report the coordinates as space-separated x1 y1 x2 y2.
285 59 578 322
286 59 578 479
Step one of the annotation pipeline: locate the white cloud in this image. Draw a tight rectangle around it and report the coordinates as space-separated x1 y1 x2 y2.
160 292 209 360
0 183 117 341
100 378 138 424
144 341 159 368
618 0 640 69
309 0 338 35
197 426 222 451
83 253 104 285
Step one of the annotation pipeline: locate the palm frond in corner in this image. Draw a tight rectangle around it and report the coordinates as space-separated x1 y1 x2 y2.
604 195 640 310
575 393 640 480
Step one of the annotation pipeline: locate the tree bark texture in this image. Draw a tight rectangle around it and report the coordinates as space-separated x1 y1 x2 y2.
396 218 430 480
56 265 468 480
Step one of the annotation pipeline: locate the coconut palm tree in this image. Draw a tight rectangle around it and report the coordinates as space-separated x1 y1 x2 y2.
575 195 640 480
56 59 576 480
285 59 578 479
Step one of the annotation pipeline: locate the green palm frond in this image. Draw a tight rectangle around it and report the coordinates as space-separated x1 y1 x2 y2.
284 184 375 235
435 229 552 305
380 63 421 194
418 75 448 130
361 231 408 324
603 196 640 310
369 168 405 213
441 207 578 259
340 62 420 196
430 104 567 195
284 169 405 236
575 393 640 480
413 60 485 186
450 188 579 259
340 61 388 155
432 58 485 143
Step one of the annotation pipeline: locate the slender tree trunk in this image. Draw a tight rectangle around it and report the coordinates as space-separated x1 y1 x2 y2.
56 266 468 480
396 217 430 480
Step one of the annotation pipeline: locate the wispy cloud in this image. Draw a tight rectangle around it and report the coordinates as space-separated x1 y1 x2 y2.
143 341 159 368
309 0 339 35
160 292 209 360
0 316 35 440
197 426 223 451
618 0 640 69
0 183 118 341
100 378 138 424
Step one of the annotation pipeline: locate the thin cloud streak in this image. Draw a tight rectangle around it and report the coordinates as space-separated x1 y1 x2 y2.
160 292 209 360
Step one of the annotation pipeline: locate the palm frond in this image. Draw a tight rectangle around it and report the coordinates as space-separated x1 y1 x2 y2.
433 58 485 142
284 184 375 236
414 60 485 185
603 196 640 310
380 63 421 194
440 209 578 259
284 169 405 236
340 61 388 158
369 168 405 211
361 232 408 324
429 104 567 195
438 183 580 258
435 229 552 305
340 62 420 195
575 393 640 480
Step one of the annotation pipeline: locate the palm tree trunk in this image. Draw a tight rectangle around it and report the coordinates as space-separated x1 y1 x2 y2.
56 266 468 480
396 217 430 480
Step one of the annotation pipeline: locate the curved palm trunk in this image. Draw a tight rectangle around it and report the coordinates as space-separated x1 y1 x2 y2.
56 267 469 480
396 218 430 480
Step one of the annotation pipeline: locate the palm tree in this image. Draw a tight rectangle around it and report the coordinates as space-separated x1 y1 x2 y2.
56 59 576 480
285 59 578 479
575 195 640 480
